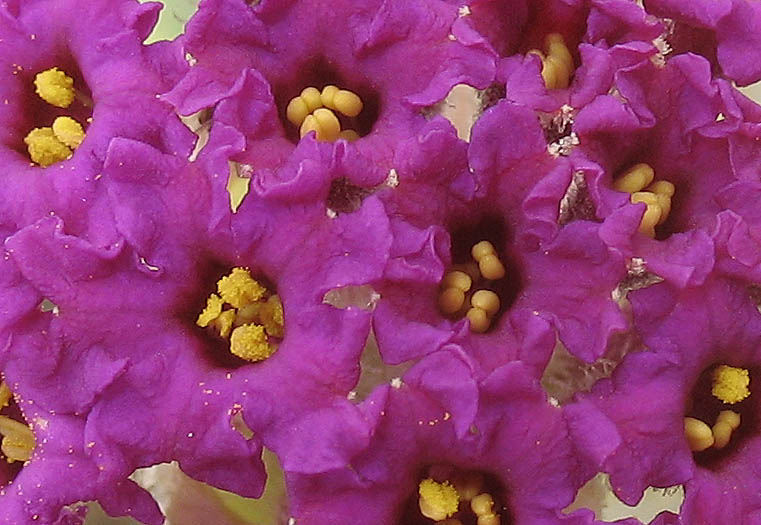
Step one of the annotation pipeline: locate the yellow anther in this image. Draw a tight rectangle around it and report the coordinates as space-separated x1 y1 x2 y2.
52 116 85 149
286 96 310 126
684 417 714 452
24 127 72 167
438 287 465 315
0 382 10 409
442 271 472 293
477 515 500 525
471 493 495 517
712 365 750 404
229 324 275 362
613 163 655 193
213 309 237 339
234 302 261 327
466 307 490 333
717 410 741 430
217 268 266 309
338 129 360 141
630 192 662 238
654 193 672 225
300 114 319 138
471 290 500 317
34 67 75 108
711 421 733 449
533 33 574 90
0 415 35 463
333 89 363 117
478 254 506 280
196 293 224 327
418 478 460 521
320 85 339 108
260 295 284 338
312 108 341 141
471 241 496 262
545 33 573 87
300 87 322 112
647 180 675 197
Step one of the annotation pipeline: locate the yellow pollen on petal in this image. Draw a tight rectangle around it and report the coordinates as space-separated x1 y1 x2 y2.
229 324 276 362
34 67 75 108
712 365 750 404
259 295 284 339
217 268 266 309
196 293 224 327
418 478 460 521
0 415 35 463
51 116 85 149
24 127 72 167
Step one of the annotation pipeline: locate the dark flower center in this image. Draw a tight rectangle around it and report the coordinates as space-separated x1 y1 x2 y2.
0 381 35 487
18 58 92 167
274 59 379 143
612 163 676 240
401 465 510 525
187 263 284 368
438 216 520 333
685 363 757 468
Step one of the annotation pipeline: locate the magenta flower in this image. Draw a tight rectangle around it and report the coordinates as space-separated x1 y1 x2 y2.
288 352 598 525
164 0 495 191
566 274 761 522
644 0 761 85
0 0 192 245
373 101 627 365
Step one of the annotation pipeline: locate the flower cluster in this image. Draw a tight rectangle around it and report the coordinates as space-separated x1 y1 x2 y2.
1 0 761 523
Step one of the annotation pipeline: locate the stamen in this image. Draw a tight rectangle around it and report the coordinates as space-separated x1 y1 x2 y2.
438 241 507 333
466 307 490 333
0 415 35 463
217 268 266 309
287 85 365 142
229 324 275 362
418 478 460 521
331 90 364 117
51 116 85 149
212 309 237 339
338 129 360 141
612 163 654 193
528 33 574 90
712 365 750 404
259 295 284 339
34 67 75 108
438 288 466 315
23 127 72 167
300 87 322 113
684 417 714 452
310 108 341 141
442 271 473 293
286 96 311 126
613 164 674 238
471 290 500 317
712 411 741 450
0 382 10 408
197 268 283 363
196 294 224 327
